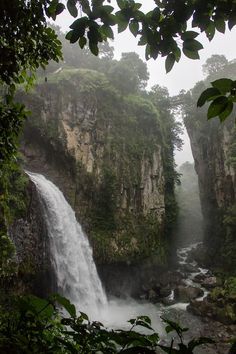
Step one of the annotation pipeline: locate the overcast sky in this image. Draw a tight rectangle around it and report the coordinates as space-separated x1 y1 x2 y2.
56 2 236 166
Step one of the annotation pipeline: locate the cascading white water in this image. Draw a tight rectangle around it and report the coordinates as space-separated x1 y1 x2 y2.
28 172 107 319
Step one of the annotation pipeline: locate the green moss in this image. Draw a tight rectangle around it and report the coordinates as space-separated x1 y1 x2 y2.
0 159 29 277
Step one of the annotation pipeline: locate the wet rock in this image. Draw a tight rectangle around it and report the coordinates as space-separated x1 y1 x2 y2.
201 276 217 289
188 298 236 325
193 273 208 283
181 263 199 273
174 285 204 302
158 271 184 287
147 289 158 303
159 287 171 298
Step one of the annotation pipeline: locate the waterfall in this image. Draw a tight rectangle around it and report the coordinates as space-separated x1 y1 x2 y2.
28 172 107 319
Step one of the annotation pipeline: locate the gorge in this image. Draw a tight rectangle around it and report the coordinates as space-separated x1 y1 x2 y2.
0 43 235 353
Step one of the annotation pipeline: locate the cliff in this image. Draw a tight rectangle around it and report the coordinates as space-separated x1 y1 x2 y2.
184 82 236 270
18 68 176 271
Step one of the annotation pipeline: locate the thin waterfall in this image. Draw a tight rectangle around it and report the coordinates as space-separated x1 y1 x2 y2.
28 172 107 319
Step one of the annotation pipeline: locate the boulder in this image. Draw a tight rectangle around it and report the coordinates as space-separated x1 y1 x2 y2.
201 276 217 289
174 285 204 302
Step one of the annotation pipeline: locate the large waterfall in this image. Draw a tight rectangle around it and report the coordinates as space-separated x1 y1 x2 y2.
28 172 107 319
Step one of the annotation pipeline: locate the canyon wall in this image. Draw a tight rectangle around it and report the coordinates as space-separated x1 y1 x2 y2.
18 68 176 274
184 87 236 270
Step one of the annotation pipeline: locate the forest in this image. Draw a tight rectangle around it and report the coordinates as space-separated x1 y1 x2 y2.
0 1 236 353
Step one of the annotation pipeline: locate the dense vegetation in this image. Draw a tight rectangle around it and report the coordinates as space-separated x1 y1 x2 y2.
0 293 215 354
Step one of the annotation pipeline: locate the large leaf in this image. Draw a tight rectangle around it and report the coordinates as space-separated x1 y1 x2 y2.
211 78 233 94
183 39 203 51
100 25 114 39
215 18 225 33
181 31 199 40
129 21 139 37
165 53 175 73
219 101 234 122
67 0 78 17
207 96 229 119
183 48 199 59
197 87 221 107
53 294 76 317
188 337 215 350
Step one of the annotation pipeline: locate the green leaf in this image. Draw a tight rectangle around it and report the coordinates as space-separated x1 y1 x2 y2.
183 48 199 60
219 101 234 122
68 30 81 43
102 5 114 14
117 0 126 9
100 25 114 39
181 31 199 40
52 294 76 317
129 21 139 37
174 47 181 62
197 87 221 107
70 17 88 30
55 3 65 16
215 18 225 33
67 0 78 17
188 337 215 350
89 41 99 56
207 96 229 119
117 19 129 33
165 53 175 73
206 21 215 41
228 14 236 30
211 78 233 94
79 36 87 49
183 39 203 51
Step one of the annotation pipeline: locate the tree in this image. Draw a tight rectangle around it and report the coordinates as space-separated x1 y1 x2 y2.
107 52 149 94
2 0 236 126
202 54 229 77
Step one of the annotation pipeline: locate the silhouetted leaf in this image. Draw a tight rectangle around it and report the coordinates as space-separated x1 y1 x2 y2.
165 53 175 73
207 96 228 119
211 78 233 94
181 31 199 40
129 21 139 37
67 0 78 17
219 101 233 122
197 87 221 107
53 294 76 317
183 48 199 59
215 18 225 33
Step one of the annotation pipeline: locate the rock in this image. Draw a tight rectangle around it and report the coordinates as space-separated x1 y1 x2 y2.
147 289 159 303
193 273 207 283
174 285 204 302
188 298 236 325
158 271 184 287
181 263 199 273
159 287 171 298
201 276 217 289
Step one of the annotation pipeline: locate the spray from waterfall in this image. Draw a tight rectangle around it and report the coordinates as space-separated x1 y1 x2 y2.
28 172 164 333
28 172 107 319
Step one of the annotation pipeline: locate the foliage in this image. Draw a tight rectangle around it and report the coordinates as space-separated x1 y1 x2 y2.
0 293 215 354
0 160 29 277
197 78 236 121
202 54 229 77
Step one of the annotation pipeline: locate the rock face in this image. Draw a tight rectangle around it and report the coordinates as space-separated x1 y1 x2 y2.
18 69 175 274
8 180 55 296
185 111 236 269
